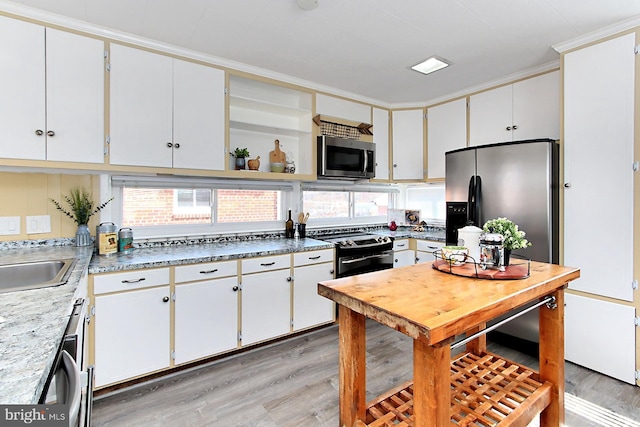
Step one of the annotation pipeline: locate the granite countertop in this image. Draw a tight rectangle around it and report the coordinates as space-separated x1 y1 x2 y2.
1 231 442 405
0 245 93 404
88 237 335 274
377 228 446 242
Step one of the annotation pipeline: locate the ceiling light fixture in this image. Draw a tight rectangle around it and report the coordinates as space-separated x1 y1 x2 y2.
297 0 318 10
411 57 450 75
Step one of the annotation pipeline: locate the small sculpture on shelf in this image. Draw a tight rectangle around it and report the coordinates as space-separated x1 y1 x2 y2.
247 156 261 171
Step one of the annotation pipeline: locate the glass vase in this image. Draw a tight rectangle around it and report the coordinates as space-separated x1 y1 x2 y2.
75 224 92 247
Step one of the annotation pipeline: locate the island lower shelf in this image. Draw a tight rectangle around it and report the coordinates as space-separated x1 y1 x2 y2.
361 351 551 427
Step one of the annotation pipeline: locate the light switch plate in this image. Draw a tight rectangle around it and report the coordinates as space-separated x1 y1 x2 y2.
0 216 21 235
26 215 51 234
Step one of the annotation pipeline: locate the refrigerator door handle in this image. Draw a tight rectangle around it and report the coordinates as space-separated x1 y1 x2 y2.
468 176 476 224
475 175 482 226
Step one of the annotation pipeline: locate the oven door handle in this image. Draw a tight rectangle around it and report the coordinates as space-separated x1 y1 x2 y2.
341 253 390 264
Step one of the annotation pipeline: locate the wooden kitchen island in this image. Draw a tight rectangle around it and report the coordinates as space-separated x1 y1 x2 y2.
318 261 580 427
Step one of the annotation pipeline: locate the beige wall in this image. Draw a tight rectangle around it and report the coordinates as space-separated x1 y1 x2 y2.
0 172 100 241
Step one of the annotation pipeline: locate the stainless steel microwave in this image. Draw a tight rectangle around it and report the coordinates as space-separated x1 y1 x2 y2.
317 135 375 179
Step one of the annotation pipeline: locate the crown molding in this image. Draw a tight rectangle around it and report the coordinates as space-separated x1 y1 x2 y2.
552 15 640 53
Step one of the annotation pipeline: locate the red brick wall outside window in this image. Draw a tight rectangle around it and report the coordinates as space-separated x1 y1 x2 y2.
122 188 280 227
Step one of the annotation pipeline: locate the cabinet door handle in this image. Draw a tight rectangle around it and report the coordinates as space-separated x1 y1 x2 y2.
512 125 518 130
47 130 55 137
427 246 438 250
35 129 43 136
329 269 335 275
260 262 276 266
174 143 180 149
121 278 146 284
308 255 321 260
287 276 293 282
564 183 571 188
167 142 173 148
506 126 512 131
232 285 239 292
396 243 406 248
162 296 169 302
200 269 219 274
393 164 398 167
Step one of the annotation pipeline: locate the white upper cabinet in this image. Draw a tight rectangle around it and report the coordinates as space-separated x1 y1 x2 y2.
563 33 634 302
426 98 467 179
392 109 425 180
372 108 390 180
109 44 225 170
109 44 173 167
0 17 104 163
46 29 105 163
315 94 371 123
469 71 559 146
172 59 226 170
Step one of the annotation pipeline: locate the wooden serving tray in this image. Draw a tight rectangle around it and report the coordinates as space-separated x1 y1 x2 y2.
432 259 530 280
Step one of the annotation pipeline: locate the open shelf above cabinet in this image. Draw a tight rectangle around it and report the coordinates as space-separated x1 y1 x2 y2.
228 75 314 177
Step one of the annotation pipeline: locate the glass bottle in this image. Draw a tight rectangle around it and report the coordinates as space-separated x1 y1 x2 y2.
285 210 294 238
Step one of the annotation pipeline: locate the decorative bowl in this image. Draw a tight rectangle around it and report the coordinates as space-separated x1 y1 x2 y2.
441 246 468 265
270 162 285 173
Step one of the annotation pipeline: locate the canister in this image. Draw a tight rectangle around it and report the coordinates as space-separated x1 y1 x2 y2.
118 227 134 254
96 222 118 256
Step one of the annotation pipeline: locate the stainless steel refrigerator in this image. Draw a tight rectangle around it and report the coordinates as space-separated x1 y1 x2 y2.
445 139 559 343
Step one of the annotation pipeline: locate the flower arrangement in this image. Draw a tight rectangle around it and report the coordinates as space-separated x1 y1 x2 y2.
482 217 531 250
50 187 112 225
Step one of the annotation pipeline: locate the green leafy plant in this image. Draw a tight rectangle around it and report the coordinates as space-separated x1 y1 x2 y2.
232 147 250 158
50 187 113 225
482 217 532 250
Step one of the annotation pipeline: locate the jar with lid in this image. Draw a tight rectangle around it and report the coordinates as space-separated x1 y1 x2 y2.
479 232 505 271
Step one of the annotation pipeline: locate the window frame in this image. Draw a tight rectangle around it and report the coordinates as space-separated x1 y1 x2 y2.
301 182 397 228
111 176 293 239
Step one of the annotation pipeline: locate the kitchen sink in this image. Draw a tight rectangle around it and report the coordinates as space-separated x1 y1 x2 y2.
0 258 76 293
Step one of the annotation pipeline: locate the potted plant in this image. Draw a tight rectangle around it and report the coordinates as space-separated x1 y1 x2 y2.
50 187 112 246
232 147 250 170
482 217 531 265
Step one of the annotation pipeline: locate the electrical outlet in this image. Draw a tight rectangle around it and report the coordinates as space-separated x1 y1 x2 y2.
0 216 21 235
26 215 51 234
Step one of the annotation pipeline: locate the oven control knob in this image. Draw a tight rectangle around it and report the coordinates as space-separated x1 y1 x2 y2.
347 239 355 246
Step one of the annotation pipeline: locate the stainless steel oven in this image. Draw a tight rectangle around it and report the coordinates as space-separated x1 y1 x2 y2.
41 298 94 427
322 234 394 278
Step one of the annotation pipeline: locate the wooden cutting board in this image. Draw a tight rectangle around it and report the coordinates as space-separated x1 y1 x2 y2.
432 259 530 279
269 139 286 163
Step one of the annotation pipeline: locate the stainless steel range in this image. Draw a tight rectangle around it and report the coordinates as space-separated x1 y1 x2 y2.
322 233 394 278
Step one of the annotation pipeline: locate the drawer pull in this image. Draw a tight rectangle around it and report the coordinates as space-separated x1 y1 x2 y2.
427 246 438 250
121 278 146 284
308 256 321 260
260 262 276 266
396 244 406 248
200 269 219 274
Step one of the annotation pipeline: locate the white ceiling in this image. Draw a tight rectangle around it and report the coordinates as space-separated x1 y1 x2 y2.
5 0 640 106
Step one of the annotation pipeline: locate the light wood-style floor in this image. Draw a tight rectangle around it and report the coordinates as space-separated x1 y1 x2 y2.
92 320 640 426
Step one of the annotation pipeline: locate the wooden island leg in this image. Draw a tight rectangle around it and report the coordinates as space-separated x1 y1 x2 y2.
338 305 366 427
413 338 451 427
539 289 565 426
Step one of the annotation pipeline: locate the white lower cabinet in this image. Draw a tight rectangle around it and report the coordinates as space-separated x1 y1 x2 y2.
293 250 335 331
241 255 292 346
174 261 239 365
393 238 414 268
415 240 444 264
93 268 171 388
